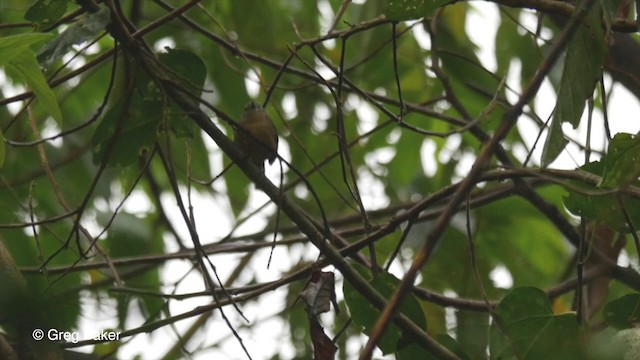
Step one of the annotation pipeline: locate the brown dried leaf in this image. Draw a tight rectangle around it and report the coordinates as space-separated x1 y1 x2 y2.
300 270 338 316
309 315 337 360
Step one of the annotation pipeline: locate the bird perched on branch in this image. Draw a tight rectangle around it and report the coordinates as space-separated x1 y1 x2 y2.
234 101 278 174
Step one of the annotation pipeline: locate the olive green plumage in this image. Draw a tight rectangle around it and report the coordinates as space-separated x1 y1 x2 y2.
234 101 278 173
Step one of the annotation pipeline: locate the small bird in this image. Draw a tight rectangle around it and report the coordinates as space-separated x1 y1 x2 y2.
234 101 278 174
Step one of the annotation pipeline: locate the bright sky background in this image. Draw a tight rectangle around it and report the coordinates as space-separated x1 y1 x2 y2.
3 1 640 359
115 4 640 359
89 3 640 360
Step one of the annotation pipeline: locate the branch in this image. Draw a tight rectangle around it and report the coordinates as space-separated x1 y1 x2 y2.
485 0 636 32
360 0 600 356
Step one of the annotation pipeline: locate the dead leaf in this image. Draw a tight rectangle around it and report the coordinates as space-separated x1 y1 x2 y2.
300 270 338 315
309 314 337 360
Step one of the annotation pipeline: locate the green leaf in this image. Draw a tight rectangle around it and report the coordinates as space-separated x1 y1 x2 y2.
0 128 5 169
168 135 214 186
25 0 69 25
541 8 607 166
541 117 568 168
101 212 165 324
0 33 54 66
495 9 540 85
37 6 110 65
490 287 583 360
92 91 162 167
387 127 425 189
385 0 447 20
343 263 427 355
476 192 567 286
600 133 640 188
385 0 427 21
7 50 63 124
436 334 473 360
603 293 640 330
159 48 207 91
1 225 82 331
159 48 207 138
563 161 640 232
224 161 251 218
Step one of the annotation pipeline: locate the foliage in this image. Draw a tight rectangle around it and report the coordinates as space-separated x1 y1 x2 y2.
1 0 640 359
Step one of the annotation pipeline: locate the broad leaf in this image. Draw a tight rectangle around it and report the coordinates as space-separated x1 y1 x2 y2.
490 287 583 360
92 91 162 167
102 212 164 326
385 0 450 20
300 271 337 315
600 133 640 188
603 293 640 330
158 48 207 138
541 8 607 166
343 263 427 355
0 33 54 65
25 0 69 25
564 161 640 232
7 50 63 124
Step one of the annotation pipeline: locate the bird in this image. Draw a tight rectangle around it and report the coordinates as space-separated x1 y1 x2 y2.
234 101 278 174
